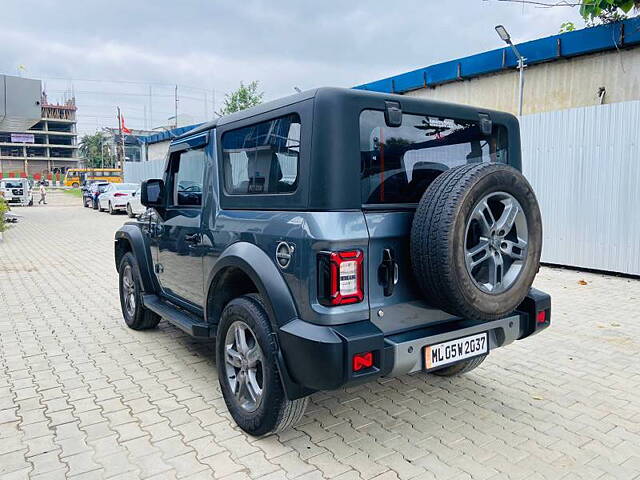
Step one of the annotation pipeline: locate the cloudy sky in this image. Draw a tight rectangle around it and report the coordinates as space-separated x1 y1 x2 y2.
0 0 583 134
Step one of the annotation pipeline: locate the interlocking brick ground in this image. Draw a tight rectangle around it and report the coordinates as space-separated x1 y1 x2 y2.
1 191 639 479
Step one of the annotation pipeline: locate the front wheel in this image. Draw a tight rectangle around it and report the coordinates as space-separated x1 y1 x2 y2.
217 295 308 436
126 204 135 218
118 252 161 330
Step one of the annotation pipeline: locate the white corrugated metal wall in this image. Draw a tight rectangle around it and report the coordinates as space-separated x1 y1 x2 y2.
123 159 165 184
520 100 640 275
124 101 640 276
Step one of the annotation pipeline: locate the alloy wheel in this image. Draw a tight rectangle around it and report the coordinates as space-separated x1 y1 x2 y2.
224 321 265 412
464 192 528 294
121 264 136 317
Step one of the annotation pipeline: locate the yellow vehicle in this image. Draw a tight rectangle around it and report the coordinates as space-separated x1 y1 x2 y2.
64 168 123 187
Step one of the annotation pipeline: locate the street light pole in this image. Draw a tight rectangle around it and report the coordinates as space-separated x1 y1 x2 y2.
495 25 526 116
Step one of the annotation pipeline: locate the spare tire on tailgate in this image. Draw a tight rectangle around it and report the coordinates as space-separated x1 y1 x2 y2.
410 163 542 321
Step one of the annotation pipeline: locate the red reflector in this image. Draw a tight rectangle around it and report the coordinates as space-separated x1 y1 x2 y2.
114 192 128 197
536 310 546 324
352 352 373 372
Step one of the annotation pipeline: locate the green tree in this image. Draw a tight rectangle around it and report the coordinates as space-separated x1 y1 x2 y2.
218 81 264 116
496 1 638 26
559 21 576 33
580 0 639 24
79 131 114 168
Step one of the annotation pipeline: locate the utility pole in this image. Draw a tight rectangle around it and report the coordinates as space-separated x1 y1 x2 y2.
149 85 153 129
495 25 526 116
117 106 124 169
174 85 178 128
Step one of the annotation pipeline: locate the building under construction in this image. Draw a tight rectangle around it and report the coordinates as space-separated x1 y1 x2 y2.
0 75 79 177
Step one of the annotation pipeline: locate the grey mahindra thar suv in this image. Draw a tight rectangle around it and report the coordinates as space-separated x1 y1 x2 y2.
115 87 550 436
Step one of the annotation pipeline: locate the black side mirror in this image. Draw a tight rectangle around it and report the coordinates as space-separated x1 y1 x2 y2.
141 179 165 207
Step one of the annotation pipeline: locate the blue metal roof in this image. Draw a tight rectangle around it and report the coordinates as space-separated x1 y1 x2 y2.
137 123 203 144
355 18 640 94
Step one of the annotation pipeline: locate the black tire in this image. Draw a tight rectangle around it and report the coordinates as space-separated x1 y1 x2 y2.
216 295 308 436
28 198 34 206
109 202 117 215
72 182 79 188
92 199 98 210
431 355 486 377
126 204 135 218
118 252 161 330
411 163 542 321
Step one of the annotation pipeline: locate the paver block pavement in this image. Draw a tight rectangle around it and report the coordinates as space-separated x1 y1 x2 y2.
1 191 639 478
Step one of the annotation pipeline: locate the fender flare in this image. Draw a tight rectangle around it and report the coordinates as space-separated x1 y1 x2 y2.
205 241 298 329
114 225 158 294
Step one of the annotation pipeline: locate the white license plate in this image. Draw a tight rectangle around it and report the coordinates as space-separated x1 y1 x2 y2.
424 332 488 370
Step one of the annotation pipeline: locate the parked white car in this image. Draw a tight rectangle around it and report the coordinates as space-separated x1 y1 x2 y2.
97 183 139 214
0 178 34 206
126 187 146 218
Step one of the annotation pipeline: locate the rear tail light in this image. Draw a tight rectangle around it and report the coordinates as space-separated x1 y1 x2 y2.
318 250 364 306
114 193 127 197
352 352 373 372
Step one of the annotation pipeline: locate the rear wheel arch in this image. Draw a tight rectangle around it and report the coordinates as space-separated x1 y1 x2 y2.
205 242 298 329
207 266 259 325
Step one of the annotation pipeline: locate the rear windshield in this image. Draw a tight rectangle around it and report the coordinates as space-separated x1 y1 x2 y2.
360 110 508 205
2 181 23 189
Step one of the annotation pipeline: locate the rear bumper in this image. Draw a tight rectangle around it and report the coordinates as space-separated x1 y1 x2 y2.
5 197 29 205
278 288 551 396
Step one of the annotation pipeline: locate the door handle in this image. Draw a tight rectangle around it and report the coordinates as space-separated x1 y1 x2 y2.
184 233 201 244
378 248 398 297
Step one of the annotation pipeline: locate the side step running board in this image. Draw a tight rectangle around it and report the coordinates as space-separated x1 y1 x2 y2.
142 294 215 338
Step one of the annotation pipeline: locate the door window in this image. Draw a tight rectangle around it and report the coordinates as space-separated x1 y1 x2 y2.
222 114 300 195
170 148 205 207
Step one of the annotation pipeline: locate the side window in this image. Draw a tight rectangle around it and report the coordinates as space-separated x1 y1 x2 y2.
169 148 205 207
222 114 300 195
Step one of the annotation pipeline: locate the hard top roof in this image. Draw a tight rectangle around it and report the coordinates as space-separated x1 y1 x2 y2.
176 86 513 141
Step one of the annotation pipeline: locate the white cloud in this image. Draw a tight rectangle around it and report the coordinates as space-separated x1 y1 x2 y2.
0 0 584 134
